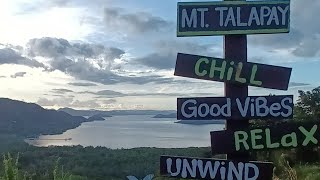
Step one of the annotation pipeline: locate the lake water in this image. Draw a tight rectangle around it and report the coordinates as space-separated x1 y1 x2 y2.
27 115 225 149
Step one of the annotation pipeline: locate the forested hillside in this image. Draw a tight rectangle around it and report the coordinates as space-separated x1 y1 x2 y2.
0 98 88 137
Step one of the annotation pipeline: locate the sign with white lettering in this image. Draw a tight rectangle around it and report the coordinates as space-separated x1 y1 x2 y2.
178 95 293 120
211 122 320 154
177 1 290 36
174 53 292 90
160 156 273 180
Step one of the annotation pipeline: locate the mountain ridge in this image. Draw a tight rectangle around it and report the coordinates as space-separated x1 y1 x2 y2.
59 107 176 117
0 98 89 137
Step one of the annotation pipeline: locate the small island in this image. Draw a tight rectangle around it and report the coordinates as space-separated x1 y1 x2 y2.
153 113 176 118
87 114 106 121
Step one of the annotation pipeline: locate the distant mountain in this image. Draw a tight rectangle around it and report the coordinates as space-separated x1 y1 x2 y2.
175 120 225 125
153 113 176 118
58 108 108 117
0 98 89 137
59 108 176 117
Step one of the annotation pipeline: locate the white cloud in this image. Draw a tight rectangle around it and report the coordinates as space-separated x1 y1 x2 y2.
0 2 93 45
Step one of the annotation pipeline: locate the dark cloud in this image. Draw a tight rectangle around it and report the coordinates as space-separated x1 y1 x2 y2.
81 90 125 97
49 56 172 85
86 89 217 98
104 8 172 34
27 37 124 61
0 48 45 68
51 94 65 97
127 92 214 97
10 72 27 78
249 0 320 57
135 75 174 85
133 40 215 70
101 99 117 104
51 88 74 94
154 40 214 55
289 82 311 88
27 38 173 85
135 53 175 70
27 38 72 58
95 90 124 97
68 82 98 87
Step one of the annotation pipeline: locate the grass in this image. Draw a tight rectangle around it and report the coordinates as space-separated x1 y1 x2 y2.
0 136 319 180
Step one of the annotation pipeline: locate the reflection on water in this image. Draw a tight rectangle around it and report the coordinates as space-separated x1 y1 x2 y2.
26 115 225 149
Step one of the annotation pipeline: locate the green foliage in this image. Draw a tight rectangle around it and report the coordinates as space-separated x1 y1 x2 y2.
0 145 319 180
295 164 320 180
295 86 320 121
2 153 19 180
53 158 71 180
0 152 89 180
17 146 210 180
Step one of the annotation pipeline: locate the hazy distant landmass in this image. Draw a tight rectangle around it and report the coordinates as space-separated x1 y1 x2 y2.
153 113 176 118
59 107 176 117
175 120 225 125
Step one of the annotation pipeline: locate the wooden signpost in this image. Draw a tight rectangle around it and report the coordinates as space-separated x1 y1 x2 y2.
177 1 290 36
177 95 293 120
159 0 295 179
160 156 274 180
174 53 292 90
211 122 320 154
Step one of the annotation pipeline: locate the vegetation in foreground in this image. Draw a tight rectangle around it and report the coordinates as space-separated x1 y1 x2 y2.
0 146 320 180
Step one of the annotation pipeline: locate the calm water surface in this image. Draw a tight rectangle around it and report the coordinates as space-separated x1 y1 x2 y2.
27 115 225 149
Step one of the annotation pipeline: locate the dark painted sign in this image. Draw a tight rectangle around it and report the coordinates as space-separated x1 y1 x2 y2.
160 155 273 180
177 95 293 120
211 122 320 154
177 1 290 36
174 53 292 90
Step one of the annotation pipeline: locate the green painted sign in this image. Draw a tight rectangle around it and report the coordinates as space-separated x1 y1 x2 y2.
177 1 290 36
174 53 292 90
160 156 274 180
211 122 320 154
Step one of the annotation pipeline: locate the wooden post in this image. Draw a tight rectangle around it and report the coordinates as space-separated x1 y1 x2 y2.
224 0 250 161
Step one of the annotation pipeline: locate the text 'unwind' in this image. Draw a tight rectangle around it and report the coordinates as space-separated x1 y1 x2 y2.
177 1 290 36
178 95 293 120
160 156 273 180
211 122 320 154
174 53 292 90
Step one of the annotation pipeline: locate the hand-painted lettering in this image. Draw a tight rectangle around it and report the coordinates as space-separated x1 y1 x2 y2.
161 156 270 180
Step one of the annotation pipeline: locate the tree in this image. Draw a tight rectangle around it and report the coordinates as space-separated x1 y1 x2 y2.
295 86 320 121
295 86 320 162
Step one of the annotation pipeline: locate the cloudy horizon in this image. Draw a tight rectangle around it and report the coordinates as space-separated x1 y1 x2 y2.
0 0 318 110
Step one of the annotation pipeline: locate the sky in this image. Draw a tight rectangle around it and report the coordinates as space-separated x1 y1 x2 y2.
0 0 318 110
